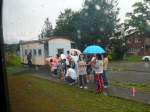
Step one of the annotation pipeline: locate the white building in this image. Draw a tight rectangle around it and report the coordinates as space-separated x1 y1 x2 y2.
20 36 75 65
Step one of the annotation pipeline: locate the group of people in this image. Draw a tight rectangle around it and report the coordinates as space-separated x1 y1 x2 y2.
48 50 109 93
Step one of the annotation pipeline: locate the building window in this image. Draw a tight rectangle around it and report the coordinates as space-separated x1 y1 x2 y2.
57 48 64 55
127 40 131 44
135 38 139 43
29 49 32 54
71 43 76 49
25 49 27 55
33 49 37 55
38 49 42 56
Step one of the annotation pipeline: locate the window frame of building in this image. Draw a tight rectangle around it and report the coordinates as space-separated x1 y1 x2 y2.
38 49 42 56
33 49 37 55
135 38 139 43
57 48 64 55
25 49 27 55
29 49 32 55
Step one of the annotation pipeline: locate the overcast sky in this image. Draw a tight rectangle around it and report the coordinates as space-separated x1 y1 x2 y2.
3 0 142 44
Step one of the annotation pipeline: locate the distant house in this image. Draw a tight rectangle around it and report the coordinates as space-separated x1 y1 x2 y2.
19 36 76 65
126 32 150 56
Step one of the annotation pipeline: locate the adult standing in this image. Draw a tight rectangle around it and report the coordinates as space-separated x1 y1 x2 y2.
86 55 93 83
102 53 109 88
90 54 96 81
78 54 88 89
27 52 32 68
71 51 79 75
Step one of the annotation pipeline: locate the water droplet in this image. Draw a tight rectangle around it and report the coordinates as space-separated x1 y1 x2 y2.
104 10 109 15
77 35 81 39
90 27 94 31
144 63 149 68
95 5 101 10
41 4 45 8
99 27 104 32
84 5 89 9
77 30 81 34
84 12 88 16
106 18 110 23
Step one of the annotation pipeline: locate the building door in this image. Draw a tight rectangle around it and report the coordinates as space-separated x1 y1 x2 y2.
57 48 64 55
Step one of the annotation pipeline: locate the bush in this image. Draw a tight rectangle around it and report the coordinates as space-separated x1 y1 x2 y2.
108 51 113 61
5 53 21 67
125 55 142 62
109 48 125 61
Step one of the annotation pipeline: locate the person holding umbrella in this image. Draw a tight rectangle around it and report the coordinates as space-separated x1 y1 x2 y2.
83 45 105 93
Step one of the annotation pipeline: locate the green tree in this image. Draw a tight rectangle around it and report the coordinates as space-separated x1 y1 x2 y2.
125 0 150 35
39 18 53 39
54 0 120 50
79 0 120 46
54 9 77 37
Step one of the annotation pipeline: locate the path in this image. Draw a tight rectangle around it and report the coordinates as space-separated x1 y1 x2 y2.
13 65 150 105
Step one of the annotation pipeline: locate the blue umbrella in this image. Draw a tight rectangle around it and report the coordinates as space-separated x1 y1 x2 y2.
83 45 105 54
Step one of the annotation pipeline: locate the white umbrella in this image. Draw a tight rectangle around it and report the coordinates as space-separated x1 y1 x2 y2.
60 54 66 60
70 49 81 56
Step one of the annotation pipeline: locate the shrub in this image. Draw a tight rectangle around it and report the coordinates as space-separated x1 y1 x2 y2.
125 55 142 62
5 53 21 67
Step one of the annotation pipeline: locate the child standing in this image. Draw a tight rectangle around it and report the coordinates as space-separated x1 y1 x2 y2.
78 54 88 89
86 55 93 83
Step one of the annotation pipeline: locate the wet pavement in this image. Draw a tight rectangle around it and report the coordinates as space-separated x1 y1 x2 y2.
109 61 150 73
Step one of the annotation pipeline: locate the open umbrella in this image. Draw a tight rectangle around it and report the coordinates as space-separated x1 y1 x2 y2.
70 49 81 55
83 45 105 54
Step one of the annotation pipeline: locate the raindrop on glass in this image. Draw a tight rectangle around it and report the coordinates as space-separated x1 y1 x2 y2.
95 5 101 10
77 35 81 39
90 27 94 31
84 12 88 16
99 27 104 32
84 5 89 9
106 18 109 23
104 10 109 15
41 4 45 8
77 30 81 34
144 63 149 68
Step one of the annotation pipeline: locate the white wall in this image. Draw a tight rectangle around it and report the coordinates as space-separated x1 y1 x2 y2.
20 42 46 65
48 38 71 56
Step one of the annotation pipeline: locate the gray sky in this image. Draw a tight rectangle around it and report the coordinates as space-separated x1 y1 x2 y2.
3 0 142 44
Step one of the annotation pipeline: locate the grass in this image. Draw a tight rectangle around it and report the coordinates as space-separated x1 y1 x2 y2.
124 55 142 62
111 81 150 93
6 66 25 75
7 74 150 112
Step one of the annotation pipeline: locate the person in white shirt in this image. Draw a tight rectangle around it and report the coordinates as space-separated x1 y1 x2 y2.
92 54 104 93
71 51 79 76
65 65 77 85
